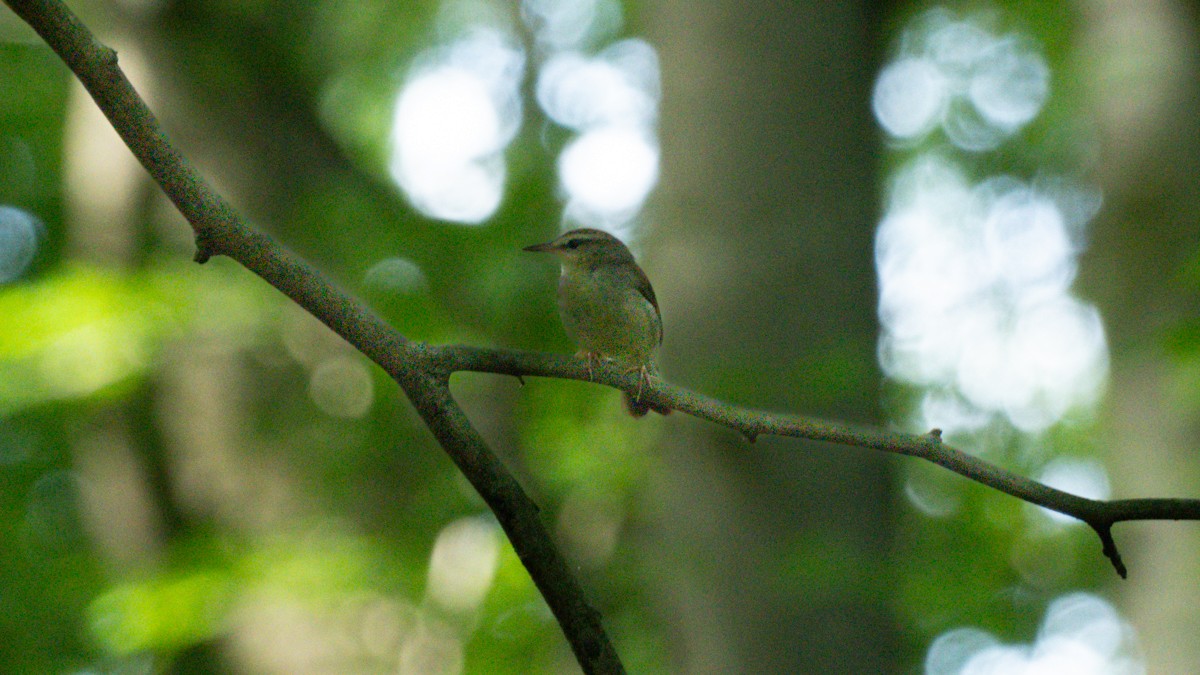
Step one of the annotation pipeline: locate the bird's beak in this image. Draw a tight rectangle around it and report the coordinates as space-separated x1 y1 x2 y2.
523 241 556 253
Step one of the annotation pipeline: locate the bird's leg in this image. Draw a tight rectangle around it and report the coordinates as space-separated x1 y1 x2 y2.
576 350 603 381
622 363 652 403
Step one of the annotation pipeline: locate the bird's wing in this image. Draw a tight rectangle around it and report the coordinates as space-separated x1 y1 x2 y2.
632 265 663 344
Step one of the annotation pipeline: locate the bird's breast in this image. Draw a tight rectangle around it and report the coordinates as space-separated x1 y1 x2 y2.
557 268 659 364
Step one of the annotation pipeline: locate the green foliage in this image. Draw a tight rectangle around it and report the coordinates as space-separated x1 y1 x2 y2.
0 261 272 414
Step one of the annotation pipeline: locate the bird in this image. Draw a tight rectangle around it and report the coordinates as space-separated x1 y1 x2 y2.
524 228 670 417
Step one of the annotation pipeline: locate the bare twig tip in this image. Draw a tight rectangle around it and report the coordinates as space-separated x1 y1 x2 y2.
194 232 215 264
1112 556 1128 579
1094 523 1128 578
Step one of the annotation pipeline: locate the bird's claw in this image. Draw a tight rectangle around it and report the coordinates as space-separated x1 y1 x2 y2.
578 353 652 404
577 351 603 381
623 364 651 403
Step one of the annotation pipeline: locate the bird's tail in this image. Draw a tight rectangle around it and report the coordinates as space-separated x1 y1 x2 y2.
624 392 671 417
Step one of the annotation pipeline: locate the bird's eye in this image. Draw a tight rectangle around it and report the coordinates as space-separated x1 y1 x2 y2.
564 238 581 249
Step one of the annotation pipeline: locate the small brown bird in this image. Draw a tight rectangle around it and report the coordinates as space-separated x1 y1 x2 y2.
524 228 669 416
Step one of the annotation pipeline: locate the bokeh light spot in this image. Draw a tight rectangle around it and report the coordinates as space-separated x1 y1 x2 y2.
522 0 623 52
873 11 1050 151
559 126 658 224
426 517 500 614
537 39 659 130
876 156 1107 434
969 39 1050 132
873 57 947 139
0 205 42 283
308 355 375 419
363 257 428 295
1035 458 1111 525
390 30 524 224
534 33 661 229
925 594 1141 675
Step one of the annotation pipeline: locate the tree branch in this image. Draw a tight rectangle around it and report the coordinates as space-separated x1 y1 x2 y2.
4 1 623 672
436 343 1200 578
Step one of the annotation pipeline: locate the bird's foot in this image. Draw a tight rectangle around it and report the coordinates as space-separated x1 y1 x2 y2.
622 363 652 403
576 350 604 381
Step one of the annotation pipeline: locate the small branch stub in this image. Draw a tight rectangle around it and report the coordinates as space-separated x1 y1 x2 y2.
1094 523 1127 578
193 230 216 264
97 43 117 67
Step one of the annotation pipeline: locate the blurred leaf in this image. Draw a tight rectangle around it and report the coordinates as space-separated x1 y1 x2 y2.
0 260 277 414
89 569 234 655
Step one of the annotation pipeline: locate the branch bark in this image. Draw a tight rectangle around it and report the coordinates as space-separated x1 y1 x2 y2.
436 343 1200 578
9 1 1200 672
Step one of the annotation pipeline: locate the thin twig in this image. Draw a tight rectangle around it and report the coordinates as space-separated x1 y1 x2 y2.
436 343 1200 578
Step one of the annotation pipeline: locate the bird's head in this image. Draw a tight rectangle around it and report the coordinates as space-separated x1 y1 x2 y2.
523 228 636 270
